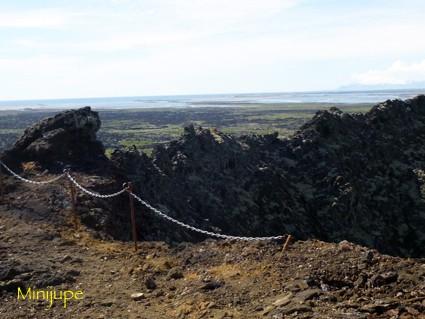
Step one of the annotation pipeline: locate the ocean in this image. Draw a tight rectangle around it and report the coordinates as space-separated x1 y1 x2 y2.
0 89 424 110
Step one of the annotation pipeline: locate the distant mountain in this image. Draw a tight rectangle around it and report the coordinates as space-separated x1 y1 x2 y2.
339 81 425 91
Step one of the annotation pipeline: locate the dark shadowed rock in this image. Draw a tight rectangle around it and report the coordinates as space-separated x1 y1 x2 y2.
166 268 184 280
145 276 157 290
3 97 425 258
1 107 107 171
111 95 425 257
201 280 223 291
369 272 398 287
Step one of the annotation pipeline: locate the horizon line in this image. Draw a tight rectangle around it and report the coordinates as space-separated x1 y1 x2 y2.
1 87 425 103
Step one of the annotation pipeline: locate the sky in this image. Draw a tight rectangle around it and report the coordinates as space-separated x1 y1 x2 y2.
0 0 425 100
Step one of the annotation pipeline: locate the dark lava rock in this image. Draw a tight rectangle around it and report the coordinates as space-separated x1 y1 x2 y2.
1 107 107 171
361 250 374 265
4 97 425 258
201 280 223 291
111 95 425 257
0 279 25 292
0 262 29 281
0 260 77 293
369 271 398 287
0 261 31 293
34 271 75 287
66 269 81 278
145 276 157 290
360 300 399 314
166 268 184 280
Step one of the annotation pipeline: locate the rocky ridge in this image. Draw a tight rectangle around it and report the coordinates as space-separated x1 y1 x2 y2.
1 98 425 318
1 97 425 258
111 96 425 257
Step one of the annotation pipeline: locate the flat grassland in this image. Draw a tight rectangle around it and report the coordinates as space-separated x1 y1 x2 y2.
0 103 372 155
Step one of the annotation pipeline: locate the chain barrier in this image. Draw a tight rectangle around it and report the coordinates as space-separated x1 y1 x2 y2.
1 160 285 241
128 192 284 241
0 160 66 185
65 171 129 199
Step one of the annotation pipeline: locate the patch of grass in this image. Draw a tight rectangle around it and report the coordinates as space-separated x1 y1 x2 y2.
0 103 372 153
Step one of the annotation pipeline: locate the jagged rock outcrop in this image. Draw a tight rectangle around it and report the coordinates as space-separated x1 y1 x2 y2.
1 107 107 171
2 97 425 257
111 126 311 242
112 96 425 257
285 96 425 257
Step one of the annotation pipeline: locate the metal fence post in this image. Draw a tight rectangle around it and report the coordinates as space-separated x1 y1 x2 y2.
68 177 78 229
282 234 292 253
128 182 138 252
0 164 4 203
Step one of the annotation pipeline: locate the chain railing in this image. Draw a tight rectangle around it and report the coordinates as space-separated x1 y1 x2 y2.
0 160 287 242
65 170 129 199
128 191 284 241
0 160 66 185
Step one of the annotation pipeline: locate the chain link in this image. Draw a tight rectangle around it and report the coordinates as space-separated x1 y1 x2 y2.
128 192 284 241
65 172 129 199
0 160 66 185
1 159 285 241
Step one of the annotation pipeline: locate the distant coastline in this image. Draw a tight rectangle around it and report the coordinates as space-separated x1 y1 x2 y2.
0 89 424 111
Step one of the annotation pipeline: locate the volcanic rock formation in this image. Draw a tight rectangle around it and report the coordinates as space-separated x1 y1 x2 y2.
112 96 425 257
1 107 107 171
2 97 425 257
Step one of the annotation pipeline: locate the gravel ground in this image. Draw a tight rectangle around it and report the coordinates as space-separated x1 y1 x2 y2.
0 176 424 318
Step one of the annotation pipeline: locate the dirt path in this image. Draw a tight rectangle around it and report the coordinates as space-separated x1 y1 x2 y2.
0 178 425 318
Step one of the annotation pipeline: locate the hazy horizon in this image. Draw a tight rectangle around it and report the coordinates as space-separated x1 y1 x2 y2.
0 86 425 103
0 88 424 111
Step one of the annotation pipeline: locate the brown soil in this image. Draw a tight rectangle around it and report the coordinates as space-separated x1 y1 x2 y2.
0 176 425 319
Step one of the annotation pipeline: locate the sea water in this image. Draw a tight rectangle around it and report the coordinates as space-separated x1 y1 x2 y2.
0 89 424 110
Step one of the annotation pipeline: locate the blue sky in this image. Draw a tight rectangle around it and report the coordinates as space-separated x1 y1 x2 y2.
0 0 425 99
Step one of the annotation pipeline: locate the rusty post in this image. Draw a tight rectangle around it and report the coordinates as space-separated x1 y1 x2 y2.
68 178 79 229
282 234 292 253
128 182 138 252
0 165 4 203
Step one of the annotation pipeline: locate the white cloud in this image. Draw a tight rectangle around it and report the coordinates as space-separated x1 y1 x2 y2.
0 9 77 28
1 1 425 99
0 1 298 29
353 60 425 85
171 0 299 22
11 17 425 59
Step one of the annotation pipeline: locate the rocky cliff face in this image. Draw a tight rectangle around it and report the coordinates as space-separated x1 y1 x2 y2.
285 96 425 257
112 96 425 257
1 107 107 171
2 98 425 257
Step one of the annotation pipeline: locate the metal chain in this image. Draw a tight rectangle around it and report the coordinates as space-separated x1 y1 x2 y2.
1 159 285 241
0 160 66 185
128 192 284 241
65 172 128 199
